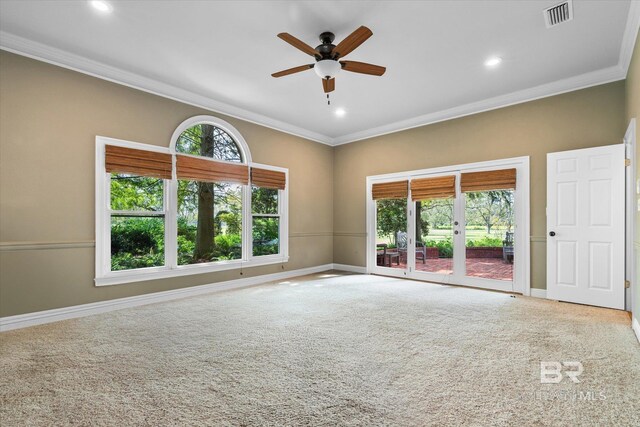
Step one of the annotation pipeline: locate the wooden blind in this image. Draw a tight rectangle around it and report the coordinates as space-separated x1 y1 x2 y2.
251 167 286 190
105 145 172 179
460 168 516 192
176 154 249 185
372 180 408 200
410 175 456 201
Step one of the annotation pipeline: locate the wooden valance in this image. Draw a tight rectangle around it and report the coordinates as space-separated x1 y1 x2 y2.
251 167 286 190
410 175 456 201
372 180 408 200
176 155 249 185
460 168 516 192
105 145 172 179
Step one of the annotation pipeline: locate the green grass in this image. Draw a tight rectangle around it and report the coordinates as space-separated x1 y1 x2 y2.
377 227 511 245
426 227 509 242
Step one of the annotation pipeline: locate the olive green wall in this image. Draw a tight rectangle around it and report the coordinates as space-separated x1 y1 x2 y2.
626 32 640 322
0 51 334 317
333 81 626 291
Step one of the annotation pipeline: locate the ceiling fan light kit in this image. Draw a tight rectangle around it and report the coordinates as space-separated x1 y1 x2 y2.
272 25 386 102
314 59 341 80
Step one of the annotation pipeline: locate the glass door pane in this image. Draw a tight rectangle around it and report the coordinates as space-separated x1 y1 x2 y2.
375 199 406 270
415 198 454 275
463 190 514 281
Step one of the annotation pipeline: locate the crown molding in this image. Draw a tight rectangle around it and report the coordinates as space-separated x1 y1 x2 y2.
619 0 640 75
333 2 638 145
332 64 626 145
0 31 334 146
2 0 639 149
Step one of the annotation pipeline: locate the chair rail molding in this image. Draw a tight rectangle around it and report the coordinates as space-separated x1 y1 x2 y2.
0 240 96 251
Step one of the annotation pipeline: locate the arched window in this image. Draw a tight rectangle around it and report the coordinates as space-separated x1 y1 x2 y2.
171 117 251 266
175 124 243 163
95 115 288 286
170 115 251 163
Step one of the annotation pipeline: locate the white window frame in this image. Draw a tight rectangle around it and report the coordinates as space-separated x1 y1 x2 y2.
248 162 289 263
95 116 289 286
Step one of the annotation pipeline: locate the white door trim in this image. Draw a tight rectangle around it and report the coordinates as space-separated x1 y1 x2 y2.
365 176 410 280
625 118 637 313
366 156 530 295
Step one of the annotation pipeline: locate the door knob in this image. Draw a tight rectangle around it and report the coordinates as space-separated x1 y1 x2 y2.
549 231 556 237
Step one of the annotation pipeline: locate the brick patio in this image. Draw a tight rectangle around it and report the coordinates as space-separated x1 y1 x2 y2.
385 258 513 281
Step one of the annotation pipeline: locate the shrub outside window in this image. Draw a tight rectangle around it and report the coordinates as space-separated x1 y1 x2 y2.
110 174 166 271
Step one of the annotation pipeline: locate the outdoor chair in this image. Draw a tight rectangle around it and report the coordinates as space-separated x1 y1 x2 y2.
396 231 426 264
377 243 400 267
503 232 514 263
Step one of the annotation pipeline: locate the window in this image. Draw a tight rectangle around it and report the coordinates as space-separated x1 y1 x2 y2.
177 180 243 265
95 116 289 286
252 186 280 256
110 174 166 271
175 122 245 266
175 123 243 162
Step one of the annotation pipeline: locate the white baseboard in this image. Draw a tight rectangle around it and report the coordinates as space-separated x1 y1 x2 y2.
633 317 640 344
0 264 557 332
530 288 547 299
332 263 367 274
0 264 334 332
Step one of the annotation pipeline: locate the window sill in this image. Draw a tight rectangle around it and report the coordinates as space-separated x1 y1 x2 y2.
95 255 289 286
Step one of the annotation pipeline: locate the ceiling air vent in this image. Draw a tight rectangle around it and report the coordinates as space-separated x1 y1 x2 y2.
544 1 573 28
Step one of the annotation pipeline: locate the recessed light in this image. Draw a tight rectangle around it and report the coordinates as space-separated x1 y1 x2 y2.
335 108 346 117
484 57 502 67
90 0 113 13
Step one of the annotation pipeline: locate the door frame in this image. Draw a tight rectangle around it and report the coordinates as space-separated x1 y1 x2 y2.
366 175 410 280
406 170 463 286
366 156 530 295
625 119 636 313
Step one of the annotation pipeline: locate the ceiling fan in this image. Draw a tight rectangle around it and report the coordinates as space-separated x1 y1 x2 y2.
271 26 386 98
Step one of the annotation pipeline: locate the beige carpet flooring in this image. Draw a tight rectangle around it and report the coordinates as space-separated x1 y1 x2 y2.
1 272 639 426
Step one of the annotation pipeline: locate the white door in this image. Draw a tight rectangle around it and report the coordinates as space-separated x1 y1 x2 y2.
547 145 625 309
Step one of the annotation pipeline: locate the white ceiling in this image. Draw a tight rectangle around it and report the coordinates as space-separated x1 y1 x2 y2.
1 1 639 145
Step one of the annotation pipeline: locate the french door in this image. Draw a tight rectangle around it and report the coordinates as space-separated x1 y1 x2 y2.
368 158 529 294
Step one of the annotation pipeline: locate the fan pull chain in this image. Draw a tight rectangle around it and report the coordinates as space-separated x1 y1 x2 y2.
327 93 330 105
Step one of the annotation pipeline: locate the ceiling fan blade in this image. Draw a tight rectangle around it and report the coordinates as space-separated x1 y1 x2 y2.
340 60 386 76
332 26 373 59
323 78 335 93
277 33 318 57
271 64 314 78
